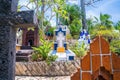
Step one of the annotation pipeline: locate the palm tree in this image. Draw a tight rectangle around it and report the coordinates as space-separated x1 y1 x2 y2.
99 13 113 29
87 18 95 34
115 21 120 31
90 14 119 41
59 4 82 37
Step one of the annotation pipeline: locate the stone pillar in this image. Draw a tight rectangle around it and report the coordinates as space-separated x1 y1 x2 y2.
0 1 35 80
0 26 16 80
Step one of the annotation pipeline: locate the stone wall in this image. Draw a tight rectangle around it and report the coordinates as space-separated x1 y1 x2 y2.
15 60 80 76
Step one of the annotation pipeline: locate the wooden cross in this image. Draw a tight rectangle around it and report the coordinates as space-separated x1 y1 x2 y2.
0 0 36 80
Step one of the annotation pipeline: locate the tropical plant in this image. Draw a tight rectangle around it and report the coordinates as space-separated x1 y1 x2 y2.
110 40 120 55
115 21 120 31
87 18 95 34
31 52 40 61
88 14 119 40
66 34 72 40
32 39 57 62
59 4 82 37
99 13 113 28
70 42 86 58
46 55 58 65
69 19 82 37
45 27 55 36
32 39 52 60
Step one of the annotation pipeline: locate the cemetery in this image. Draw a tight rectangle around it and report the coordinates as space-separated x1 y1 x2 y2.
0 0 120 80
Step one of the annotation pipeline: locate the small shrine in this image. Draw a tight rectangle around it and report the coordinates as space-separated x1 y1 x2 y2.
16 27 39 62
22 27 39 47
78 29 90 48
49 25 75 61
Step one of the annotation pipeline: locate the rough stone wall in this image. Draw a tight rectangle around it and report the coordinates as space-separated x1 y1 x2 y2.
71 36 120 80
15 61 80 76
0 26 16 80
0 11 35 26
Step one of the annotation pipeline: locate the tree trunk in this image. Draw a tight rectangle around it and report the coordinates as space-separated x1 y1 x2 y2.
81 0 87 30
41 0 45 29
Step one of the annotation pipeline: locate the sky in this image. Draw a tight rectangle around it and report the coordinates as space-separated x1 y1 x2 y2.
85 0 120 23
19 0 120 26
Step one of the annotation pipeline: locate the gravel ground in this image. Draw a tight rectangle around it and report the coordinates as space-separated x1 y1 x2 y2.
15 76 70 80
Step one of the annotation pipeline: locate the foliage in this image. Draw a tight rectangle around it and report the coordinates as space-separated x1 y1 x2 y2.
66 34 72 40
86 13 120 55
99 13 113 29
115 21 120 31
46 55 58 65
32 39 52 60
87 14 119 41
43 20 51 27
32 39 57 63
69 19 82 37
39 29 45 40
60 4 81 25
59 4 82 37
90 25 119 39
73 35 79 39
110 40 120 55
31 52 41 61
87 18 95 34
45 27 55 36
70 42 86 58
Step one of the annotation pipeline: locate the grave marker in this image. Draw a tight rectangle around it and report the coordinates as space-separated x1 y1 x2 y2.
49 25 75 61
0 0 36 80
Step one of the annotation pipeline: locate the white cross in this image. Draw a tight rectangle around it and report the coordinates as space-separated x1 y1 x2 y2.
56 32 65 47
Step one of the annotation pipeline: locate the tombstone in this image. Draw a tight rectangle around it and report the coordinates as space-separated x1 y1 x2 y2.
71 36 120 80
78 29 90 48
0 0 36 80
49 25 75 61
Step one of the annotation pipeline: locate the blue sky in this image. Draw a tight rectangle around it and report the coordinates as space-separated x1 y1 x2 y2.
86 0 120 23
19 0 120 25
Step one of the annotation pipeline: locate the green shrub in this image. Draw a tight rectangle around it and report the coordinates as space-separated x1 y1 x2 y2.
32 39 58 63
46 55 58 65
70 42 86 58
66 34 72 40
32 39 52 60
110 40 120 55
73 35 79 39
31 53 40 61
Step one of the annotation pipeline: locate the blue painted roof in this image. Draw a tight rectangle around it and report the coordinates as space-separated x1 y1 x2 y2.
55 27 66 36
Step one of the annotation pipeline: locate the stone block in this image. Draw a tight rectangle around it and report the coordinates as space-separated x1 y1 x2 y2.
92 56 100 72
82 72 91 80
112 53 120 70
113 71 120 80
0 0 18 13
71 69 80 80
90 36 100 54
81 52 90 71
102 55 111 72
101 37 110 54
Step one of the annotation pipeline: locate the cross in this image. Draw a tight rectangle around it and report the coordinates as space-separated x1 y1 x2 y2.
56 32 65 47
0 0 36 80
